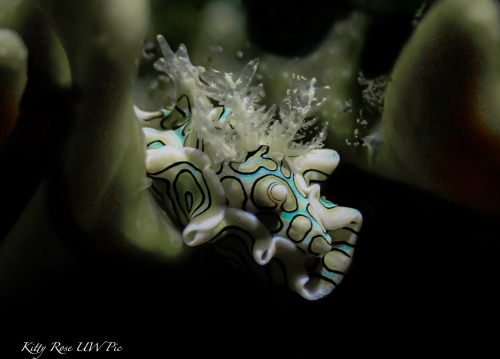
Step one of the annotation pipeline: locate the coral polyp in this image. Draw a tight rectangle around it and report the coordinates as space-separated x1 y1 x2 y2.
135 35 362 300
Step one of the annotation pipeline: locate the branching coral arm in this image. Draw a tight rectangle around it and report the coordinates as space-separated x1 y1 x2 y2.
39 0 186 259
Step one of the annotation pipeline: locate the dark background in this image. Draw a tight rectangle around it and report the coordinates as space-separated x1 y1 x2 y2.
2 0 499 357
3 164 498 357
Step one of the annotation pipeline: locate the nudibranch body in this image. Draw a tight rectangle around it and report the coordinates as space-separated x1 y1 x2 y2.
135 35 362 300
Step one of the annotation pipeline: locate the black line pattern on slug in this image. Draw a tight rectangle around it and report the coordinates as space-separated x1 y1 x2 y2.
139 37 363 300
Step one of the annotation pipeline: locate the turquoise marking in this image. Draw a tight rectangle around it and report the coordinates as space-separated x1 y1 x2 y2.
279 211 295 222
340 244 352 252
174 122 190 141
218 107 232 124
239 165 328 248
320 197 336 208
147 141 165 150
322 268 338 279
